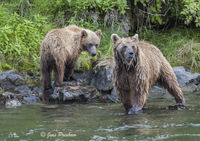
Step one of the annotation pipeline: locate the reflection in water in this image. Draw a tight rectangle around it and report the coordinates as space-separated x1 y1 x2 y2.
0 94 200 140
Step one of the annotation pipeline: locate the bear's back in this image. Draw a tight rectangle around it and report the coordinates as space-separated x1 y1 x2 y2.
138 41 166 62
65 25 83 33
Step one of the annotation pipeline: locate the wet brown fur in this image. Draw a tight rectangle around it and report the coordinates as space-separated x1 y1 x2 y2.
112 34 185 112
40 25 101 101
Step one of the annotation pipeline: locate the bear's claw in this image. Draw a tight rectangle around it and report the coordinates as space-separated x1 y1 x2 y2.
166 103 186 110
127 105 143 115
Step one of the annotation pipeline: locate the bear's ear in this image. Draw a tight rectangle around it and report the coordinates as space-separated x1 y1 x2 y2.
111 34 120 45
131 34 139 41
81 30 88 38
95 29 102 38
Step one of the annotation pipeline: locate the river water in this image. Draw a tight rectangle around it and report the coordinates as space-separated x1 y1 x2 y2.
0 93 200 141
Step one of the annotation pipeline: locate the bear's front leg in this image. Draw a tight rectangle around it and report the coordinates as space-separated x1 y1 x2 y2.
127 92 147 115
63 62 78 81
119 89 147 114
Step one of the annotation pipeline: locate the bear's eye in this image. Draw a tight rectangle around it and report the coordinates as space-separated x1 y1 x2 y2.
132 46 135 48
88 43 93 47
95 44 98 48
122 46 127 51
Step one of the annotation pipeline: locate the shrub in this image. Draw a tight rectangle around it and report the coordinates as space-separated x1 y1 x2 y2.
0 5 52 74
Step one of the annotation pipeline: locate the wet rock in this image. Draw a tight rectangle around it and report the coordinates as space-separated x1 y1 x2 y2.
150 86 165 93
173 66 200 87
0 92 15 104
5 99 21 108
110 89 120 103
194 84 200 92
32 87 42 95
62 81 81 87
0 71 25 90
173 66 200 92
188 75 200 86
49 85 99 103
74 70 95 85
22 95 39 104
14 85 32 95
149 86 166 99
91 68 113 92
98 91 120 103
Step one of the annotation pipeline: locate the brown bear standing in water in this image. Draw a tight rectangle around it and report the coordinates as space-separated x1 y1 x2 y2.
111 34 185 114
40 25 101 101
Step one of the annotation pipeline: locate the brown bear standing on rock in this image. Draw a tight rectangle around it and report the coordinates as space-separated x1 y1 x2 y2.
111 34 185 114
40 25 101 102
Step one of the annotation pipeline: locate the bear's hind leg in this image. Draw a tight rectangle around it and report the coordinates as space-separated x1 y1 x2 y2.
41 62 53 102
158 68 185 106
55 62 65 87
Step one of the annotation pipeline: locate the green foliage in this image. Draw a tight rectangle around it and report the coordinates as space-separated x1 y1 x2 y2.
0 5 52 74
139 27 200 71
0 0 200 75
176 41 200 71
181 0 200 27
134 0 169 28
26 0 128 26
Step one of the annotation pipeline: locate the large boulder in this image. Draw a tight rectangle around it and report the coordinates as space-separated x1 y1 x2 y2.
173 66 200 92
0 70 26 91
173 66 200 87
91 67 113 92
74 70 95 85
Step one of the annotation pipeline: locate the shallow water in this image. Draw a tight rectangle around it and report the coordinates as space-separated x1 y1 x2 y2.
0 93 200 141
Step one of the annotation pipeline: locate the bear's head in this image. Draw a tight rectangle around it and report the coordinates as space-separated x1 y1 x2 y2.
111 34 139 69
81 29 101 57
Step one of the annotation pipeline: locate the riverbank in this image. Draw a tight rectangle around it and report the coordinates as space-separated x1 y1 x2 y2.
0 66 200 108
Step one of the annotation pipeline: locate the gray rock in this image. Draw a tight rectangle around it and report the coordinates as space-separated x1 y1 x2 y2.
188 75 200 86
14 85 32 95
173 66 200 87
0 71 25 90
50 85 98 103
5 99 21 108
173 66 200 92
150 86 165 93
0 92 15 103
110 88 120 103
23 95 39 104
32 87 42 95
193 84 200 92
74 71 95 85
92 68 113 91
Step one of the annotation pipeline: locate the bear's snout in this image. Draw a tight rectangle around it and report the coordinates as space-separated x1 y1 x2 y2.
91 52 97 57
87 45 97 57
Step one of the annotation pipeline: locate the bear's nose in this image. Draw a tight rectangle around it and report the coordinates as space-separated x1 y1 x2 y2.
91 53 97 57
129 52 134 56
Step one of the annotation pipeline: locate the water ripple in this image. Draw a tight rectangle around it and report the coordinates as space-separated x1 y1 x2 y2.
145 134 200 141
96 123 200 132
